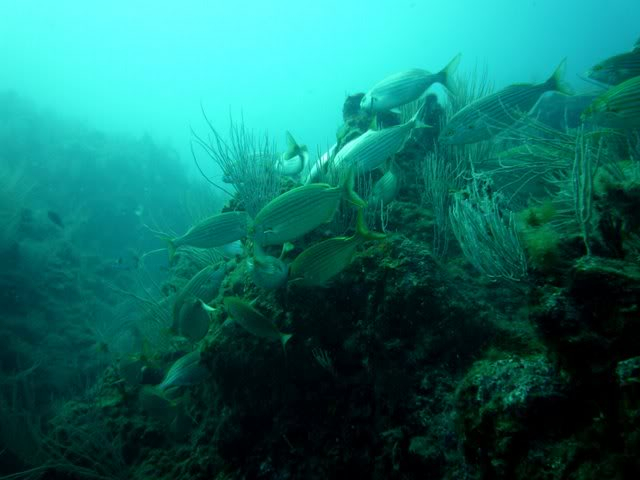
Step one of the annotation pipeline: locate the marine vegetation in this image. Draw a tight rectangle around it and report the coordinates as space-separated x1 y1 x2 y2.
3 41 640 480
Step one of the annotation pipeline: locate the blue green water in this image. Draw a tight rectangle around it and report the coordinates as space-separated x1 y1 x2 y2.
2 2 640 479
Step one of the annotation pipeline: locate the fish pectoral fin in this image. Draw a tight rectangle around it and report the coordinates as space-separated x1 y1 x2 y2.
198 300 216 313
280 242 295 259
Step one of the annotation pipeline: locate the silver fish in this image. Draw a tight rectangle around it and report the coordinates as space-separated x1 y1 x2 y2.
361 53 461 113
171 263 226 333
249 243 291 290
288 209 385 287
158 350 207 392
163 211 249 261
216 240 244 258
252 169 364 246
370 163 401 207
174 298 212 342
439 59 571 145
333 105 427 173
586 38 640 86
305 143 337 184
581 75 640 128
276 131 308 177
224 297 292 353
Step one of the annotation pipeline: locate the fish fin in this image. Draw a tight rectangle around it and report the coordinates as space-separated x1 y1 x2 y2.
280 333 293 355
389 108 402 114
280 242 294 259
342 167 366 208
144 224 178 263
285 131 299 158
409 101 432 129
154 235 178 263
300 150 309 171
355 209 386 242
439 52 462 91
198 299 216 313
545 58 573 95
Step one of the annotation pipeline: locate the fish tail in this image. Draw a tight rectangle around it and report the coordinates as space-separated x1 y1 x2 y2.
355 208 386 241
281 333 293 355
545 58 573 95
342 167 367 208
285 131 299 157
285 131 307 159
144 223 178 263
439 52 462 91
410 101 432 129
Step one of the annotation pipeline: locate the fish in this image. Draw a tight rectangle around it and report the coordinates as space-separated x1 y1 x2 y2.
288 209 385 287
138 385 177 420
223 297 292 353
171 263 227 331
332 104 428 173
370 163 401 207
216 240 244 258
276 131 309 177
305 143 338 184
174 298 212 342
47 210 63 228
162 211 250 261
249 243 291 290
581 75 640 128
439 59 571 145
158 350 207 393
586 39 640 86
361 53 461 113
251 168 365 246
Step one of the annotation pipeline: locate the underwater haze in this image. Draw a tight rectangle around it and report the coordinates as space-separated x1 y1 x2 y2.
2 0 639 163
3 1 640 479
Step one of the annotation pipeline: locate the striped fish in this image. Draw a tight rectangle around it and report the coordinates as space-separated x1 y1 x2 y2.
370 163 401 207
164 211 249 261
249 243 290 290
174 298 211 343
586 39 640 86
224 297 292 353
171 263 227 337
440 59 571 145
333 105 427 173
158 350 207 393
304 143 337 184
252 169 364 246
288 209 385 287
581 75 640 128
361 53 461 113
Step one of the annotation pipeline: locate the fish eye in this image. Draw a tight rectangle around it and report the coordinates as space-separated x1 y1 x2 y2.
467 125 474 130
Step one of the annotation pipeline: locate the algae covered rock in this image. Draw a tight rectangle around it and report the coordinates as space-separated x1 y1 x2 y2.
455 355 571 479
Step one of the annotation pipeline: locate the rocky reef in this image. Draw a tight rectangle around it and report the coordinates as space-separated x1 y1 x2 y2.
3 91 640 480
